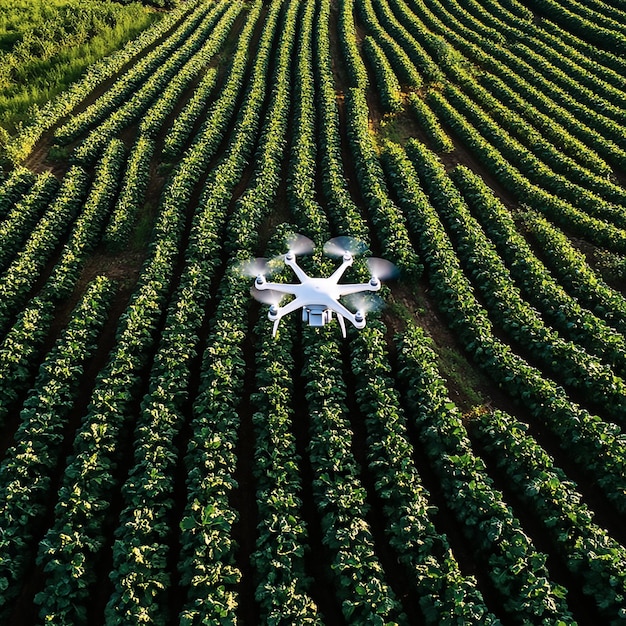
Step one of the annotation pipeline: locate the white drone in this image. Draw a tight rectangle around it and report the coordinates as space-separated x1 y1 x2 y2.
239 235 397 337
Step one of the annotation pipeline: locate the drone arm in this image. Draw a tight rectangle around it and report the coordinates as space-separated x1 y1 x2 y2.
337 282 380 296
328 256 353 283
330 299 364 326
256 281 301 296
285 255 310 283
269 298 303 337
269 297 303 321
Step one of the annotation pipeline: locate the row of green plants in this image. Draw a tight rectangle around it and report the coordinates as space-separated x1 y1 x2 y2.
451 165 626 380
102 134 154 251
287 0 330 245
0 165 89 336
356 0 422 89
0 166 35 220
338 0 369 89
381 140 626 520
45 139 126 299
351 322 499 624
520 210 626 338
345 87 422 278
2 0 203 164
407 92 454 153
0 276 114 620
177 270 247 625
399 0 626 170
362 36 404 113
32 128 195 624
160 67 218 159
53 0 216 146
427 89 626 255
440 79 626 226
395 324 574 624
224 0 300 257
315 0 369 240
72 0 237 165
103 0 286 615
407 138 626 424
163 0 262 167
0 297 56 429
249 257 322 623
471 410 626 625
0 172 59 273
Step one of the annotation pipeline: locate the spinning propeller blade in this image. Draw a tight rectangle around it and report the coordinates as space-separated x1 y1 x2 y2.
236 257 271 277
323 236 367 258
343 292 384 313
285 233 315 256
366 257 398 280
250 286 285 305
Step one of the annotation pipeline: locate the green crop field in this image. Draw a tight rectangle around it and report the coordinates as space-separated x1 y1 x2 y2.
0 0 625 623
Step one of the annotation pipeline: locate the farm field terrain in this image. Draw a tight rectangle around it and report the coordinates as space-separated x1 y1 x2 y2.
0 0 626 623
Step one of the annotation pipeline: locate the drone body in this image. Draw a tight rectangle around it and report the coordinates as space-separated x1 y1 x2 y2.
243 236 396 337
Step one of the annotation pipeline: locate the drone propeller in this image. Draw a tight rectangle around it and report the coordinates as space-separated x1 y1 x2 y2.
250 286 285 305
236 257 272 277
366 257 398 280
323 236 367 258
285 233 315 256
343 292 385 314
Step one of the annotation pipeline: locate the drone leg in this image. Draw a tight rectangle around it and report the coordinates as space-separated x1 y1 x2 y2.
272 318 281 337
337 314 347 338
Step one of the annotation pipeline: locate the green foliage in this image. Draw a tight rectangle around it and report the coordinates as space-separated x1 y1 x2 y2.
0 0 156 133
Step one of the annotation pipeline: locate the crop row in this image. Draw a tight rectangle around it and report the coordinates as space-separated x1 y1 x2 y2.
163 0 263 169
0 276 114 619
0 173 59 273
33 130 194 625
520 210 626 338
160 67 218 160
102 0 287 613
103 134 155 251
427 89 626 254
381 140 626 518
315 0 369 240
0 167 36 221
451 166 626 380
396 324 574 623
406 138 626 424
249 236 322 622
351 322 499 624
0 165 89 337
73 0 238 165
4 0 206 163
345 87 422 278
53 0 217 146
471 410 626 624
407 0 626 166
